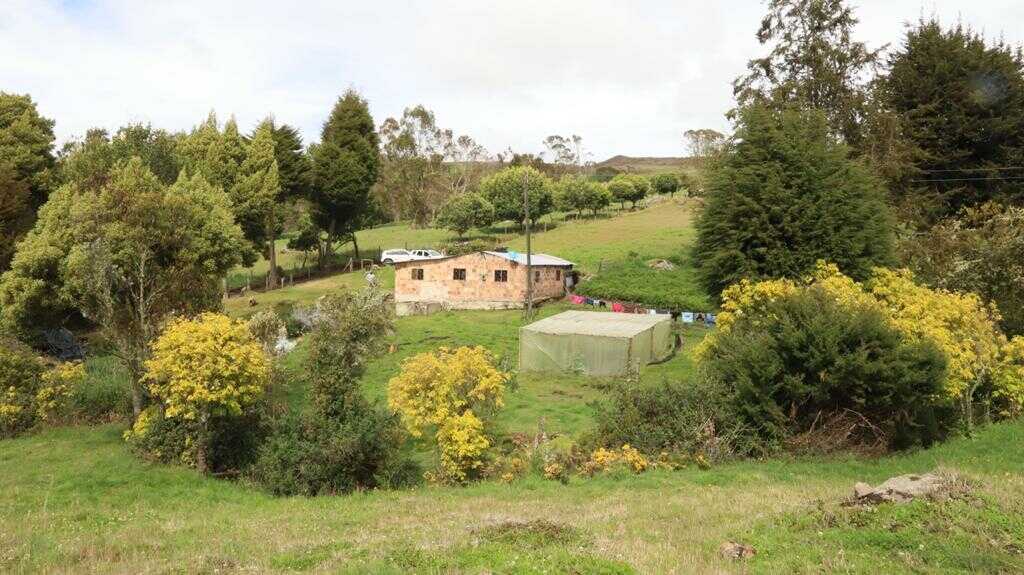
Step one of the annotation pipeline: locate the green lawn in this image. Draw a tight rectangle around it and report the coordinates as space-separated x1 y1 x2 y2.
2 411 1021 573
266 301 708 440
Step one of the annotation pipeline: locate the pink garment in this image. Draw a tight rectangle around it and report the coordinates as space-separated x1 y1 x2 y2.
570 295 585 305
611 302 625 313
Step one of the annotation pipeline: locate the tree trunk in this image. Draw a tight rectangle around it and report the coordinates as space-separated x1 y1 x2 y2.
351 232 360 261
267 232 279 290
326 217 337 264
127 358 145 420
195 415 209 474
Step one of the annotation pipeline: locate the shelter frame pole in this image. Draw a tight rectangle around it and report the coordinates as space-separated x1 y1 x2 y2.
523 170 534 320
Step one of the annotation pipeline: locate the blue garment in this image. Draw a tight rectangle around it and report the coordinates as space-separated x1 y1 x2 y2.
704 313 717 326
681 312 694 323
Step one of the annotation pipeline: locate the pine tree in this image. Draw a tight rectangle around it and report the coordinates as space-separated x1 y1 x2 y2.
231 121 281 287
309 90 380 261
734 0 881 145
879 20 1024 220
0 92 56 208
693 106 896 297
267 120 312 201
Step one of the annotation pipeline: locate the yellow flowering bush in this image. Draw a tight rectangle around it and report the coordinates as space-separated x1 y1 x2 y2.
995 337 1024 417
436 411 491 483
865 268 1006 423
620 444 648 473
36 361 85 423
580 445 649 476
0 340 45 438
123 405 160 443
705 262 1022 429
543 461 567 482
388 346 509 483
142 313 269 472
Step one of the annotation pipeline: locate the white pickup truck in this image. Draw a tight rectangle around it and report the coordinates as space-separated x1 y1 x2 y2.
380 249 443 265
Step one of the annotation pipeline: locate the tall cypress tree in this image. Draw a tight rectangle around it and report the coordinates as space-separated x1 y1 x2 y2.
231 121 281 287
0 92 56 209
733 0 881 145
879 20 1024 220
309 90 380 261
267 120 312 202
694 106 896 297
0 92 56 272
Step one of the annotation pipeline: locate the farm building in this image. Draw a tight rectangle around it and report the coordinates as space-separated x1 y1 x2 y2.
393 251 574 316
519 310 674 376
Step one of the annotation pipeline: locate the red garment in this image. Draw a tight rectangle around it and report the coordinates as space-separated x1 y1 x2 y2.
611 302 624 312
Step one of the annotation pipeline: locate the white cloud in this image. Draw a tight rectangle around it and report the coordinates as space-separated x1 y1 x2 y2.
2 0 1023 159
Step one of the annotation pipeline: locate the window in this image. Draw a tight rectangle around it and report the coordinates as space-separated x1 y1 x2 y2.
556 270 561 281
494 269 508 282
534 270 541 282
412 268 424 280
453 268 466 280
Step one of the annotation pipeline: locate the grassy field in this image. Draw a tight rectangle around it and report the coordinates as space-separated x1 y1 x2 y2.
260 300 708 441
2 414 1021 573
5 187 1024 572
227 197 706 316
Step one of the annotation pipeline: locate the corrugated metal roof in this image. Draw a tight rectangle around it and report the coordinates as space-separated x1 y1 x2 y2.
484 251 574 267
521 310 669 338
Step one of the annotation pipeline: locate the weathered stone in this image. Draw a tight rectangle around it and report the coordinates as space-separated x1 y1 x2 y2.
851 473 956 505
719 541 756 560
853 481 873 499
647 258 676 271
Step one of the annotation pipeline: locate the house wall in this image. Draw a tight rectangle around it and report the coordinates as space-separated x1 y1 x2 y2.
394 253 569 315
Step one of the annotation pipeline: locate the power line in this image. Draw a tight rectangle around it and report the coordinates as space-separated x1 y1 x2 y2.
909 175 1024 183
918 166 1024 173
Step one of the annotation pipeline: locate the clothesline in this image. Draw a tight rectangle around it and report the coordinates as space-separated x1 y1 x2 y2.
566 294 717 326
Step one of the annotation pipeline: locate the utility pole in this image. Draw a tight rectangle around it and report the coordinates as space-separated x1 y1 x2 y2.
523 170 534 321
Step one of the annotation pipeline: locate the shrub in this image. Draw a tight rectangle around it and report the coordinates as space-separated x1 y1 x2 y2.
651 173 680 197
0 340 45 438
125 404 267 472
702 285 954 452
586 377 749 459
0 340 88 437
866 268 1007 429
248 309 285 356
138 313 269 473
901 202 1024 337
579 445 649 476
693 106 895 298
272 301 309 338
995 337 1024 418
307 289 393 418
250 409 419 496
388 346 509 483
36 361 85 424
251 288 418 495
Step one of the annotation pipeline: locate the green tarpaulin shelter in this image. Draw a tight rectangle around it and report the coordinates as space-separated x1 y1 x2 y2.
519 310 674 376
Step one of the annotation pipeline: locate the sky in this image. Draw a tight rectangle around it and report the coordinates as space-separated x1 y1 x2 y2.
3 1 1024 161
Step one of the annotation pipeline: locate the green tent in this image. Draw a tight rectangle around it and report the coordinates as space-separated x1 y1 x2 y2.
519 310 674 376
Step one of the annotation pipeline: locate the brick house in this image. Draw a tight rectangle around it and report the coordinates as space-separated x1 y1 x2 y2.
394 251 574 315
